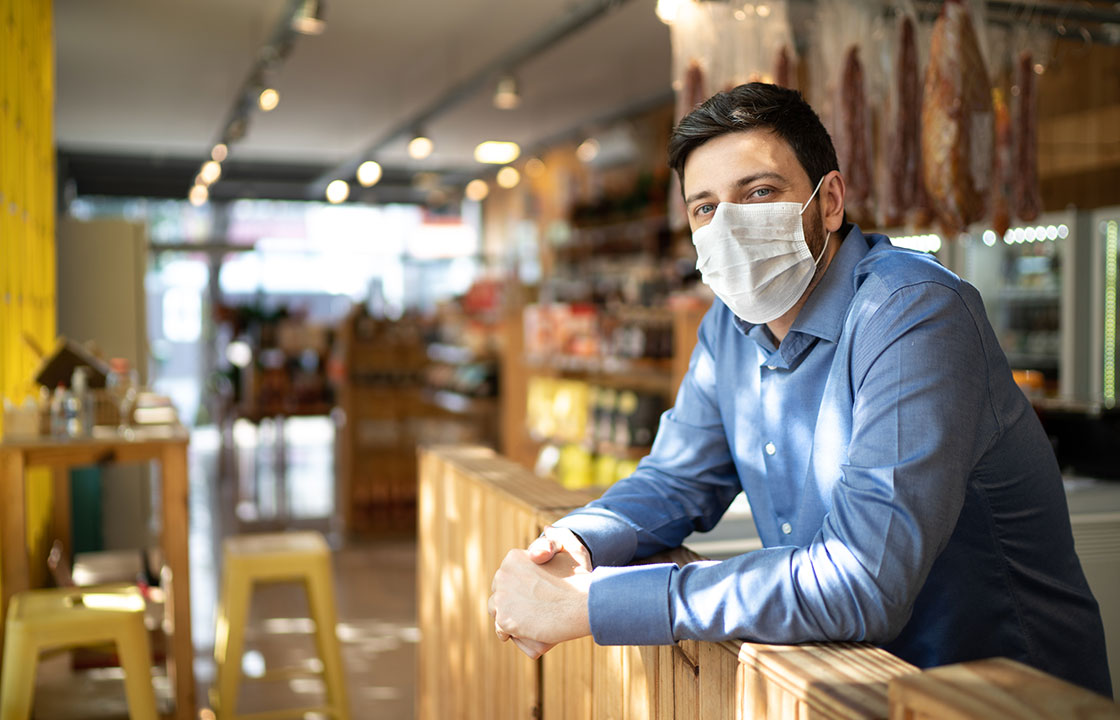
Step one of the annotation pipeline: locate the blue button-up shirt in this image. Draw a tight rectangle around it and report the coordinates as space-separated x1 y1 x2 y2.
555 226 1112 697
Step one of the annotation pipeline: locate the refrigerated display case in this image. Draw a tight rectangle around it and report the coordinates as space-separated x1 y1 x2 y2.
1090 206 1120 408
961 211 1076 399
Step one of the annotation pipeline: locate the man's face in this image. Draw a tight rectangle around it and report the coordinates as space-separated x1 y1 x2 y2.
681 129 827 257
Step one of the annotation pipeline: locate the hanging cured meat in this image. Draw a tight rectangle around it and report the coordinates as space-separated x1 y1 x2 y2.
680 59 708 119
991 87 1013 237
885 15 921 227
774 45 795 90
921 0 993 236
1014 51 1042 222
836 45 873 225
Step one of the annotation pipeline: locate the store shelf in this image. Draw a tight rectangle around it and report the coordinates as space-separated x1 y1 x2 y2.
424 389 498 416
525 354 675 395
426 343 496 366
554 215 670 260
1006 353 1059 369
998 287 1061 302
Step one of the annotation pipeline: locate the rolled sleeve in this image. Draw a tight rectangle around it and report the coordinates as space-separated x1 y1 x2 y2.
588 563 678 645
553 509 638 568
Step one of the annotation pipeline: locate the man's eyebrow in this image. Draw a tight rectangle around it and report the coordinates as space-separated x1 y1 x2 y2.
683 171 790 206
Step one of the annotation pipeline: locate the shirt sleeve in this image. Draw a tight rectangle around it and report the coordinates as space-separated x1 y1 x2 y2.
570 281 998 647
552 303 743 642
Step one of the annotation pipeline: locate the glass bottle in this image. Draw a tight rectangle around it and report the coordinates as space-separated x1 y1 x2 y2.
66 367 91 437
106 357 139 437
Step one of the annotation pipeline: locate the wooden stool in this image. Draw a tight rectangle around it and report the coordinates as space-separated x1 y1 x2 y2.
212 531 350 720
888 657 1120 719
0 583 158 720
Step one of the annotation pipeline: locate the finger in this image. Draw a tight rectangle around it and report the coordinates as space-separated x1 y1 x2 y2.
527 534 557 563
511 636 552 659
495 621 511 642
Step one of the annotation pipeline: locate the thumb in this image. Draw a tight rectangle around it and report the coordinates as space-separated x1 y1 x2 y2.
527 534 558 564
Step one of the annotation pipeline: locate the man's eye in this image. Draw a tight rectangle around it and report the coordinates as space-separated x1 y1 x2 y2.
694 203 715 217
749 187 772 199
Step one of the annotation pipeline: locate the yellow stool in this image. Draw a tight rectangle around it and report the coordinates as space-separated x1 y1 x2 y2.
0 583 158 720
212 531 350 720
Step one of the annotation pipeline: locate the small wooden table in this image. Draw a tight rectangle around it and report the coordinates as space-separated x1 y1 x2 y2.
0 427 194 720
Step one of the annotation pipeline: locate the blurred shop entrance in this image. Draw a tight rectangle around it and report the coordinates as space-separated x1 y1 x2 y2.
69 196 485 537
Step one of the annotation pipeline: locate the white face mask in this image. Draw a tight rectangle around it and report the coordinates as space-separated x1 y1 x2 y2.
692 175 830 325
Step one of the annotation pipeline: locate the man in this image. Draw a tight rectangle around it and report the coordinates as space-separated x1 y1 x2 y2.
488 83 1112 697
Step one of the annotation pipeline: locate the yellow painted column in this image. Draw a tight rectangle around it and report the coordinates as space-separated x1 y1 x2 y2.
1 0 57 592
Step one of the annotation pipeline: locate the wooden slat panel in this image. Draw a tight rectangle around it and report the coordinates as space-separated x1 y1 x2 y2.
418 445 1017 720
888 657 1120 720
740 642 917 720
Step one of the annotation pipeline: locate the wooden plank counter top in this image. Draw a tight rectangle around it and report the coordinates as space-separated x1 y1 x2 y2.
417 445 1119 720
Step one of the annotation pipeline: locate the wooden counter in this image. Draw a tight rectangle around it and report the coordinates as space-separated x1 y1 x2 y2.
417 445 924 720
418 445 1120 719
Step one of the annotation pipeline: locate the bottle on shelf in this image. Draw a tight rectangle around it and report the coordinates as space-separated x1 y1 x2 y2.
66 366 92 437
50 383 69 438
106 357 139 435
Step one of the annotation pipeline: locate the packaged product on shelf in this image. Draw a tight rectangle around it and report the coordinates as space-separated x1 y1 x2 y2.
593 453 619 488
558 443 594 490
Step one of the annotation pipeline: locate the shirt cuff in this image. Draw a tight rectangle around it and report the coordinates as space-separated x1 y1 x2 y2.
588 563 677 646
553 508 639 567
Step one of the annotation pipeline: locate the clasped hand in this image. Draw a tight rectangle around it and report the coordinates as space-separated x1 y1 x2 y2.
487 526 593 659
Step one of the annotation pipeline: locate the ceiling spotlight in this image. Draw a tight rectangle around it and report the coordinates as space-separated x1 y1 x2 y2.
325 179 350 204
576 138 600 163
408 134 434 160
474 141 521 165
357 160 383 187
524 157 546 178
200 160 222 185
493 75 521 110
656 0 683 24
496 166 521 189
189 184 209 207
259 88 280 112
291 0 326 35
211 143 228 162
756 4 771 18
465 179 489 202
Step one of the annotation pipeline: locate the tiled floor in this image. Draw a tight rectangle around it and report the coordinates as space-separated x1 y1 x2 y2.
29 417 418 719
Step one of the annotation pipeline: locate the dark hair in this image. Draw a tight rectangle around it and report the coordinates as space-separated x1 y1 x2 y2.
668 83 839 192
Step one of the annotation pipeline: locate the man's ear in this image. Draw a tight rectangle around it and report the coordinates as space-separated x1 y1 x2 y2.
821 171 846 233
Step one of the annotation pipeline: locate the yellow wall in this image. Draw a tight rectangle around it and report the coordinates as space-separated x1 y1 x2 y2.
2 0 57 590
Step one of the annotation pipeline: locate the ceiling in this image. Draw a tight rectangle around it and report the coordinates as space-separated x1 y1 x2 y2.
54 0 673 204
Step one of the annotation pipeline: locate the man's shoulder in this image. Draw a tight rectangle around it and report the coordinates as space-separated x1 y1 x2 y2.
853 234 963 300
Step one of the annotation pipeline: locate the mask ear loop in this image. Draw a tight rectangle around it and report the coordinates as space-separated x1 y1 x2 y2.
811 231 831 266
800 174 827 215
801 174 831 267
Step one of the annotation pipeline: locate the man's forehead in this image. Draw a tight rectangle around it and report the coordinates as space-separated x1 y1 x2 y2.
682 129 801 195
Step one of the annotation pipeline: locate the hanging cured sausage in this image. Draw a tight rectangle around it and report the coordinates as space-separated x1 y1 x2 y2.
774 45 795 90
836 45 873 225
1014 51 1042 222
885 15 921 227
921 0 993 236
991 87 1013 237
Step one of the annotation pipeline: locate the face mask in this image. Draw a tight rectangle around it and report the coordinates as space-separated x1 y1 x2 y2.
692 175 830 325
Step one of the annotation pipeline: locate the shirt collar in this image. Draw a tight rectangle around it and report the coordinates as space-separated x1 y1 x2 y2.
734 224 872 349
788 224 871 343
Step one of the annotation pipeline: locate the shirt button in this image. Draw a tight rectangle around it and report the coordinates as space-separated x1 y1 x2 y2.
767 365 777 370
764 442 776 455
781 522 793 535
